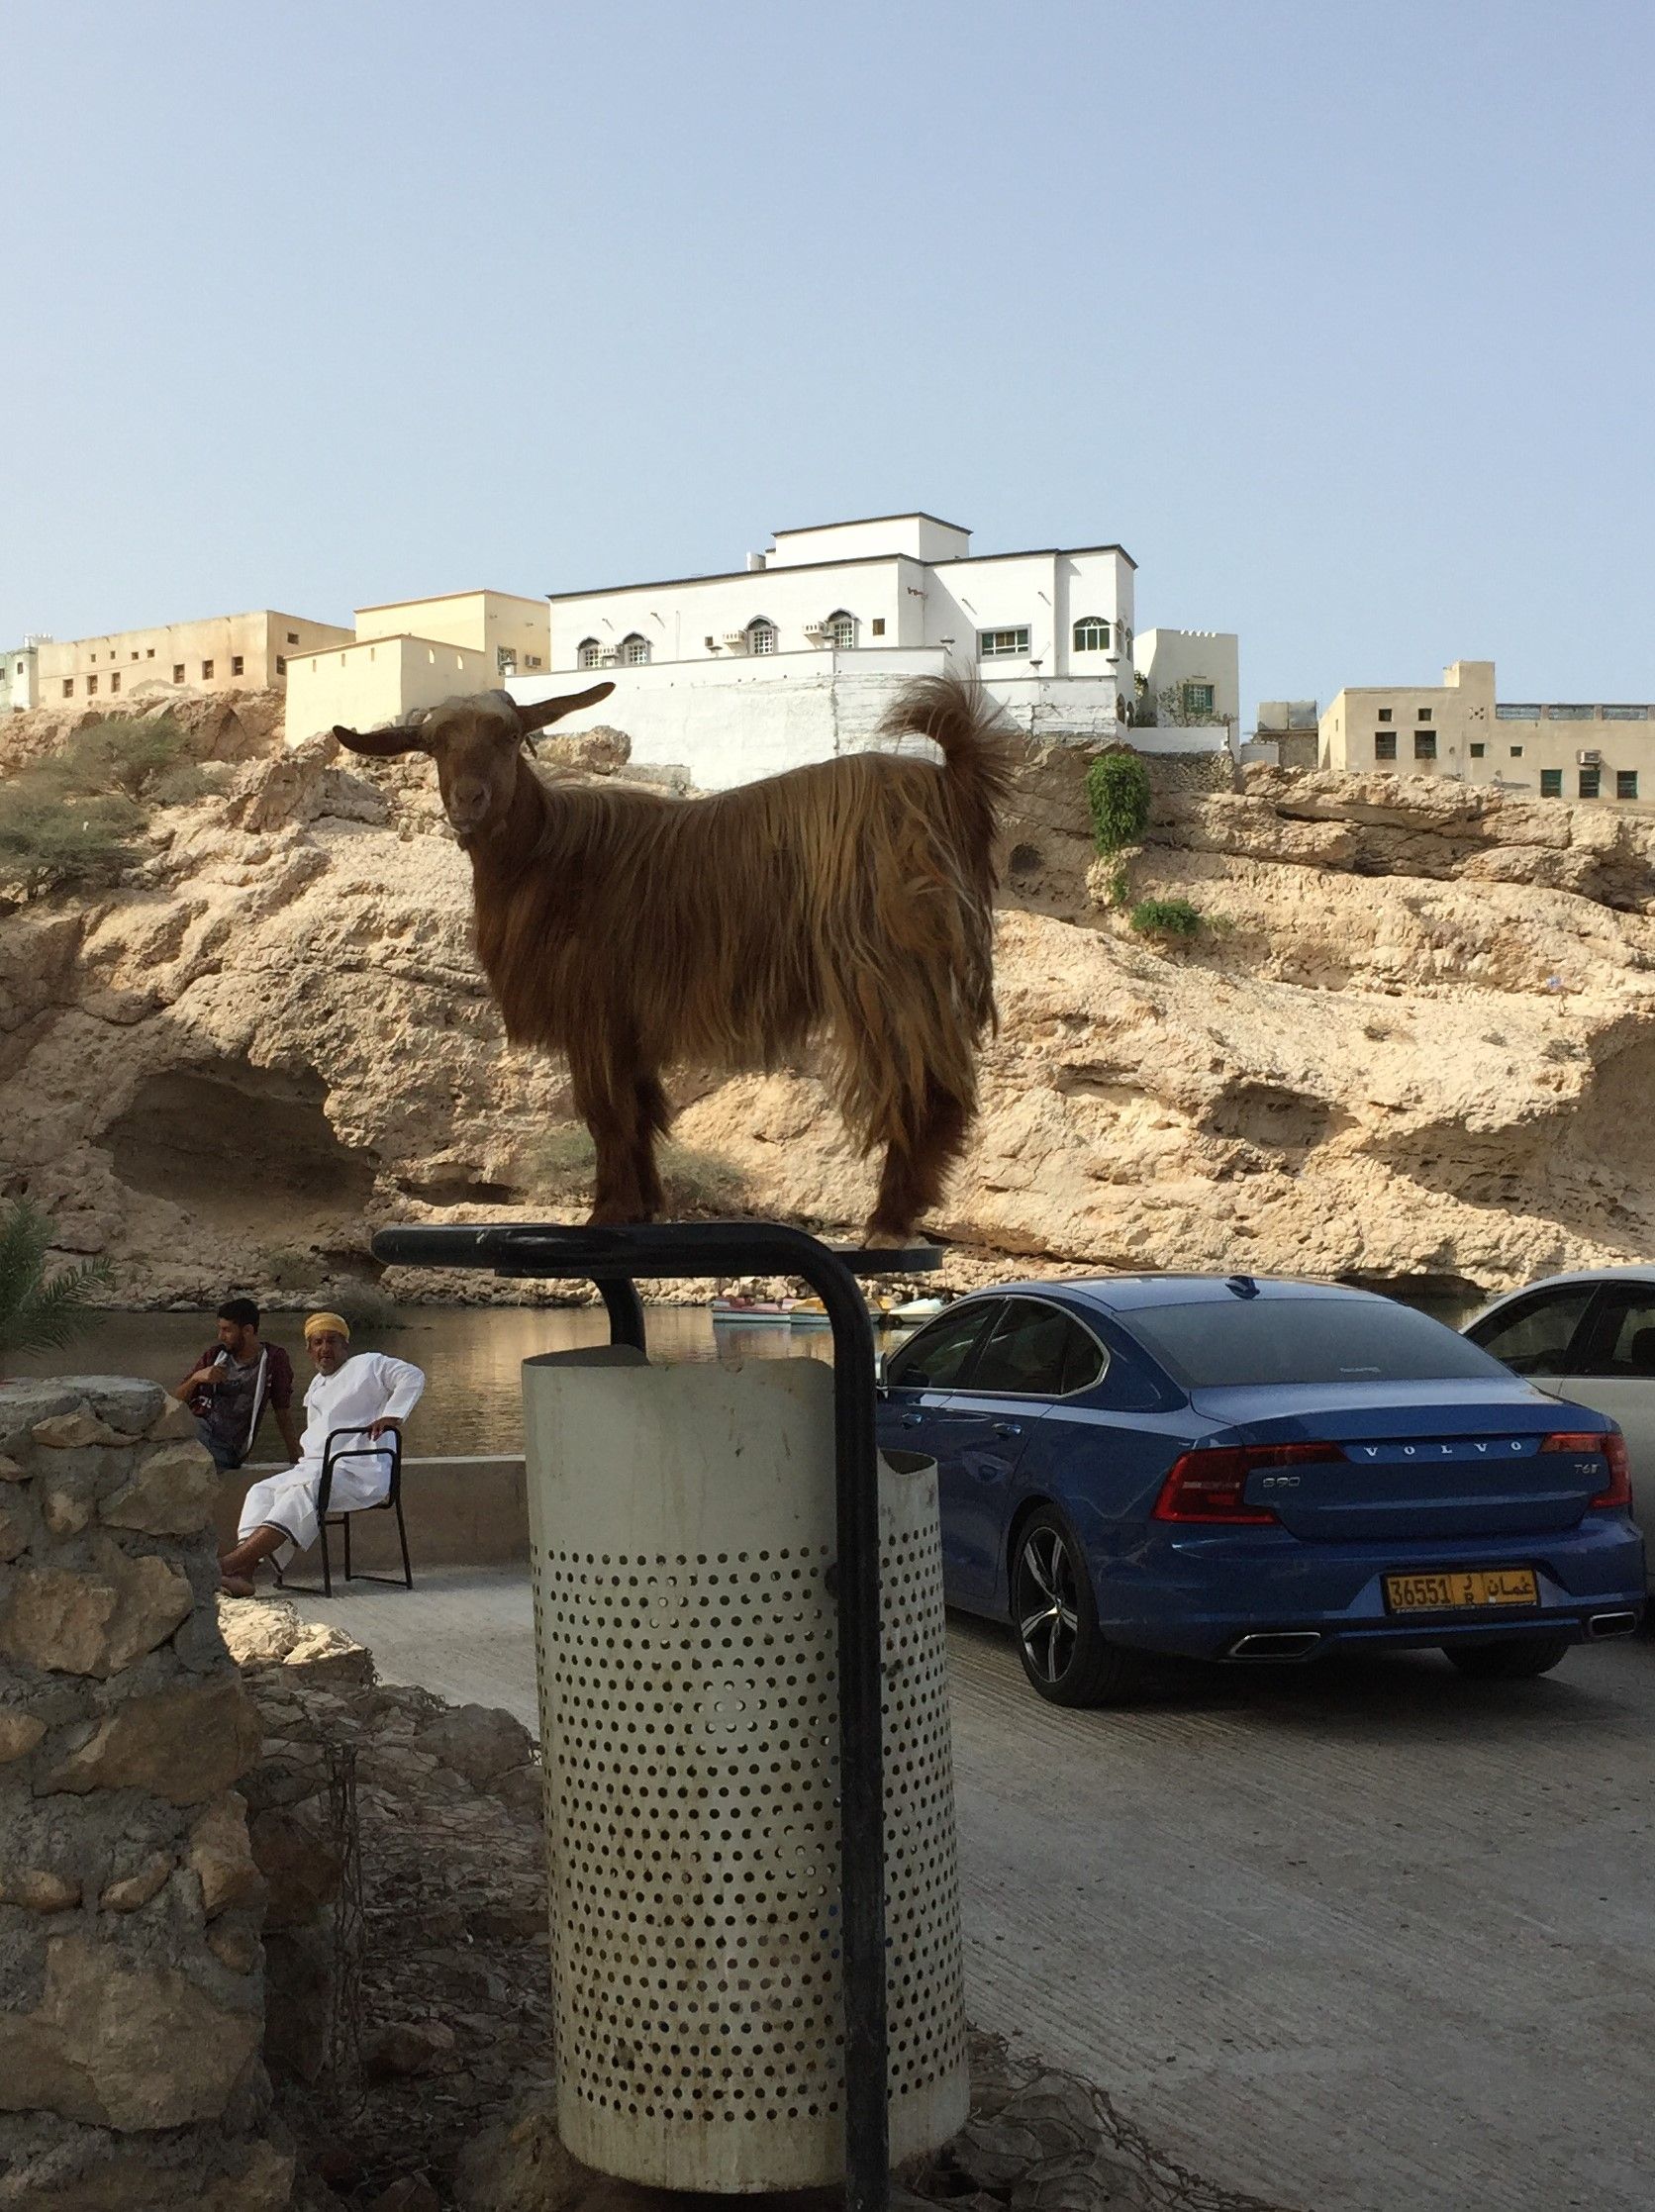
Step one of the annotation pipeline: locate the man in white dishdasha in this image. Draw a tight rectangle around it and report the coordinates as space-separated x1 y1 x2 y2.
219 1311 425 1595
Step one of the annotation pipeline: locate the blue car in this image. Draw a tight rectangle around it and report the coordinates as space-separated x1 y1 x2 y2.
876 1275 1646 1704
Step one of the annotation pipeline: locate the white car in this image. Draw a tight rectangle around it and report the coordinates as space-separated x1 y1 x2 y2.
1465 1267 1655 1587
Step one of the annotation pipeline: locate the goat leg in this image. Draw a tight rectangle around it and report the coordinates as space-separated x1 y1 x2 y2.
865 1076 971 1245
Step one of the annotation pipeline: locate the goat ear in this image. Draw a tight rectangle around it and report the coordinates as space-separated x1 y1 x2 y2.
333 721 427 757
516 682 615 734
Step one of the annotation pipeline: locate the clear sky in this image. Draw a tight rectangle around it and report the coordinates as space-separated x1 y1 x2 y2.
4 0 1652 718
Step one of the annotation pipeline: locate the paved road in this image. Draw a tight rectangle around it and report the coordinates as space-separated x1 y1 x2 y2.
300 1572 1655 2212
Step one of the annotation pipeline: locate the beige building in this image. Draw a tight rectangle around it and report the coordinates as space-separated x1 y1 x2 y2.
1320 660 1655 804
284 589 550 743
39 610 353 709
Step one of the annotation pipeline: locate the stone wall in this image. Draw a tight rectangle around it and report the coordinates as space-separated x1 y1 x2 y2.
0 1376 290 2211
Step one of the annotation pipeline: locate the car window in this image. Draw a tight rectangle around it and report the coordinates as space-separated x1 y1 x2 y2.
1570 1289 1655 1380
1468 1288 1596 1377
966 1299 1106 1398
1125 1297 1509 1390
885 1301 999 1391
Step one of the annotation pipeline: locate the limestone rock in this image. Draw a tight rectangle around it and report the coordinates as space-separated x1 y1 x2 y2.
206 1919 262 1973
44 1678 259 1804
249 1802 342 1929
188 1792 264 1919
101 1441 218 1536
3 1867 82 1912
0 1707 47 1763
453 2095 587 2212
41 1488 91 1537
369 2176 442 2212
361 2018 456 2079
261 1922 335 2083
0 1454 26 1481
216 1593 303 1670
100 1852 173 1912
0 1932 260 2129
284 1620 374 1688
12 2143 294 2212
0 1494 31 1560
0 1547 194 1677
148 1392 204 1442
415 1702 534 1788
30 1410 129 1451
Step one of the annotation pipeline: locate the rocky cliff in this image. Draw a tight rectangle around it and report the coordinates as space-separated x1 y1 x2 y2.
4 695 1653 1306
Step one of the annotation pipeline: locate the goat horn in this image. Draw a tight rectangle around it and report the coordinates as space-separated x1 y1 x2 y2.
333 710 430 758
516 682 615 733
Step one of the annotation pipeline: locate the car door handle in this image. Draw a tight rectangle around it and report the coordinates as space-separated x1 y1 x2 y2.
993 1421 1022 1439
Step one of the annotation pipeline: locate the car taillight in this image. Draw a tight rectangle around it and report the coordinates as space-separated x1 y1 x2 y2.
1152 1441 1347 1525
1544 1428 1632 1510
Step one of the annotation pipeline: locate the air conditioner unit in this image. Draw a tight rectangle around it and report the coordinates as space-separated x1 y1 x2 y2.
722 631 747 651
802 623 828 643
1578 748 1603 765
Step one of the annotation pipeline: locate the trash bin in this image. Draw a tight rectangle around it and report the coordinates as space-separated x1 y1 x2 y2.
524 1346 969 2194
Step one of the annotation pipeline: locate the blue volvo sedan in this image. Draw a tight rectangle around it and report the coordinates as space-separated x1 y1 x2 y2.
876 1275 1645 1704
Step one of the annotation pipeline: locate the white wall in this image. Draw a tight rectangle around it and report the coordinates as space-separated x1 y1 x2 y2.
549 561 918 671
1133 628 1240 726
767 516 972 567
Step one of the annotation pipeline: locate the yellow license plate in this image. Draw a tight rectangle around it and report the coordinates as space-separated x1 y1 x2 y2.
1384 1567 1539 1614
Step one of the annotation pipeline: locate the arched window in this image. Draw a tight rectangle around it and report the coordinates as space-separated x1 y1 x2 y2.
577 637 603 669
826 609 857 650
1073 616 1111 653
747 618 777 656
620 633 650 666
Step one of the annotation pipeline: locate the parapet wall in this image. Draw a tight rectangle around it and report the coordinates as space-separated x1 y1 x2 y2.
0 1376 290 2211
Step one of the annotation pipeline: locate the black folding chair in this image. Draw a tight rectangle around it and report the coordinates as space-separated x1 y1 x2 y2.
277 1424 413 1599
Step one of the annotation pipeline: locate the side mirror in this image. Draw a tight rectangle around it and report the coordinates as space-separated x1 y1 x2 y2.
874 1351 888 1390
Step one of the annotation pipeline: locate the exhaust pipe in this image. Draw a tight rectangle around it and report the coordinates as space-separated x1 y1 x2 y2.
1587 1610 1639 1640
1227 1630 1322 1661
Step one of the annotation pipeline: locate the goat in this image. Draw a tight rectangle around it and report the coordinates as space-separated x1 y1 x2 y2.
334 675 1013 1242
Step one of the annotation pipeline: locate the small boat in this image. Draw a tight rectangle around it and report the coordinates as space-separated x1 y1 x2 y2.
883 1295 948 1325
711 1296 796 1325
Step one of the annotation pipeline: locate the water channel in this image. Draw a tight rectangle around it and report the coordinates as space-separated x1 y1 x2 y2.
13 1288 1480 1460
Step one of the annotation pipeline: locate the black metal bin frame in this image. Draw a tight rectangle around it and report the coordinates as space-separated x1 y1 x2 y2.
370 1218 939 2212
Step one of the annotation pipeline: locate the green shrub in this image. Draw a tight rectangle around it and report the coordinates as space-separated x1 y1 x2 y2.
262 1245 318 1295
521 1125 596 1199
0 1199 113 1373
327 1279 400 1333
60 716 192 801
0 784 146 901
1128 896 1205 940
149 760 230 808
661 1142 748 1214
521 1124 748 1213
1101 860 1130 909
1086 751 1151 855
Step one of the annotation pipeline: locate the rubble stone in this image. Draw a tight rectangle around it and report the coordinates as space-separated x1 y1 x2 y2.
188 1792 264 1919
99 1853 173 1912
0 1708 47 1763
43 1678 258 1804
100 1441 218 1536
416 1702 535 1788
0 1547 194 1677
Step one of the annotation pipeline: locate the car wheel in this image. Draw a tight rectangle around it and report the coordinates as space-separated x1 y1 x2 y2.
1011 1507 1139 1706
1444 1634 1572 1681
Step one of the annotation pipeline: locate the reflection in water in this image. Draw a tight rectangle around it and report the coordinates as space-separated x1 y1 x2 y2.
14 1288 1480 1460
9 1306 836 1458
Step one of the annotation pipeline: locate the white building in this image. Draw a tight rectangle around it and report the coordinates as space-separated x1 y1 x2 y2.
1 636 45 714
509 514 1233 791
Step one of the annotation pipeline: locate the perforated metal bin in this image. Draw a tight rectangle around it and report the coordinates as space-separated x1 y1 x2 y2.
523 1347 969 2194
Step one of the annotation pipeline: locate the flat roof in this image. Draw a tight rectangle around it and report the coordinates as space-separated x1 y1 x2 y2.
353 590 548 616
287 631 493 660
770 510 972 538
545 541 1136 602
49 610 351 644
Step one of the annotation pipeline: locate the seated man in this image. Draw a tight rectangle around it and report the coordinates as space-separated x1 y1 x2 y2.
219 1311 426 1595
178 1298 301 1473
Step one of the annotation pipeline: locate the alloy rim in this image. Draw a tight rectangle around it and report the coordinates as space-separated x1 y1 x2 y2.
1017 1524 1079 1683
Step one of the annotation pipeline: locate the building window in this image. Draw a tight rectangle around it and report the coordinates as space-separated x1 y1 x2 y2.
825 610 857 650
978 626 1029 658
173 663 185 683
231 655 243 676
1579 767 1602 799
110 672 121 693
1417 707 1433 722
1470 741 1486 758
1181 681 1217 717
1413 731 1437 760
1072 616 1111 652
1540 769 1563 798
286 630 299 644
1617 770 1639 800
1374 731 1398 761
61 678 74 698
747 619 777 655
146 647 154 658
497 647 519 676
130 650 139 661
621 633 650 665
87 675 98 696
201 660 214 679
275 655 286 675
1377 707 1393 721
871 618 886 636
1509 744 1523 758
577 638 603 669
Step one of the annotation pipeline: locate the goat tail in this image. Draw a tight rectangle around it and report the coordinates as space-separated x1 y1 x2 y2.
877 674 1017 882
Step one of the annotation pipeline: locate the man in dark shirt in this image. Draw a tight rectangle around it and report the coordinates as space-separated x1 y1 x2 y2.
178 1298 301 1473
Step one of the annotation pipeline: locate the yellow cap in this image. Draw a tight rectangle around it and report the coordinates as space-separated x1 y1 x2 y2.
303 1311 351 1342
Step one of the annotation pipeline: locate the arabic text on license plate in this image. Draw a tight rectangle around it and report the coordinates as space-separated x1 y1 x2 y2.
1384 1568 1539 1614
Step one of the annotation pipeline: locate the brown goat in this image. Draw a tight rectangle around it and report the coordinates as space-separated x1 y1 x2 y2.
334 676 1013 1241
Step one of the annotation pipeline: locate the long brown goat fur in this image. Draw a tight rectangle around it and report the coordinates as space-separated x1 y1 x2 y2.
335 675 1015 1240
